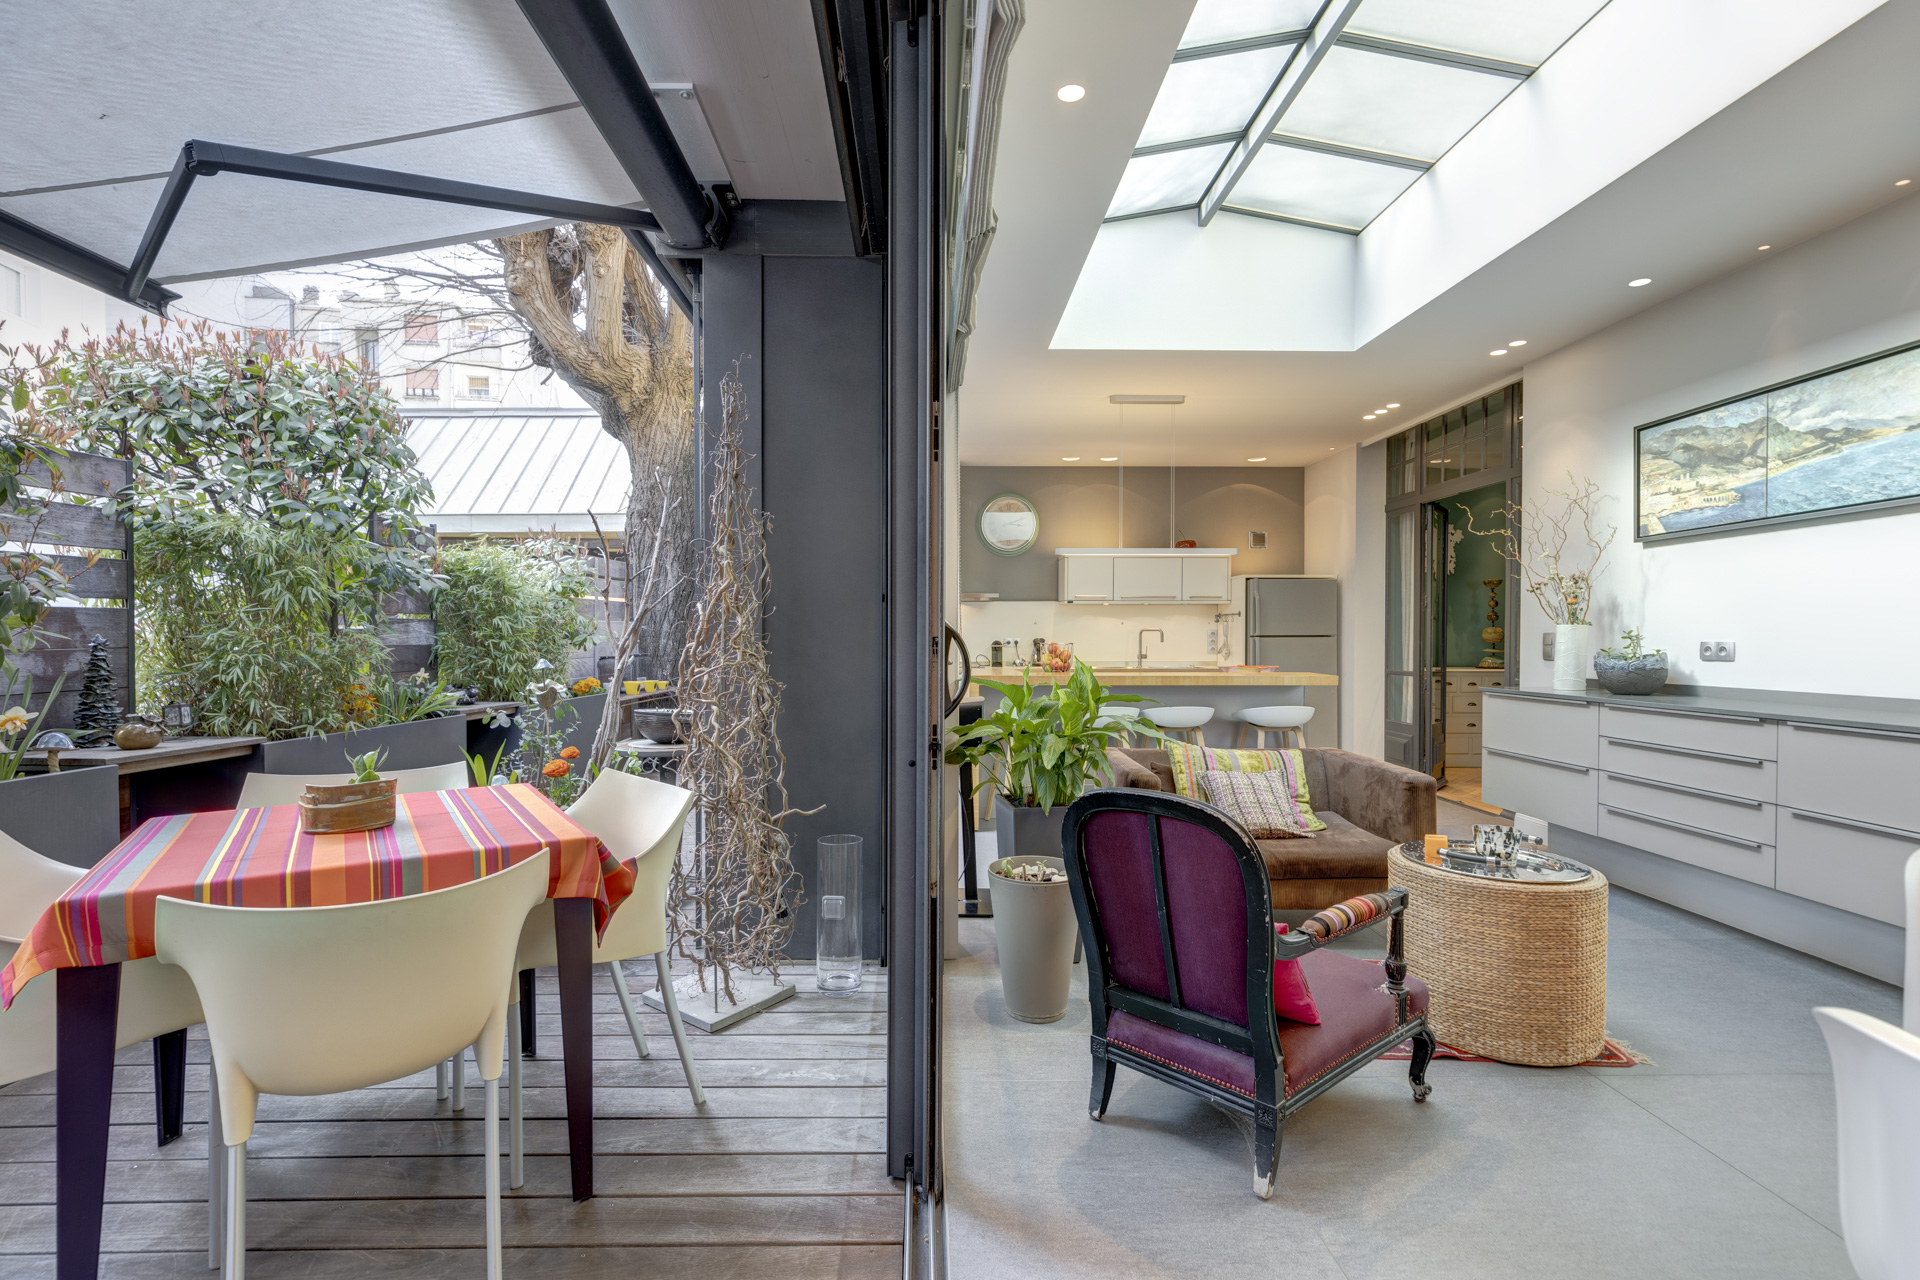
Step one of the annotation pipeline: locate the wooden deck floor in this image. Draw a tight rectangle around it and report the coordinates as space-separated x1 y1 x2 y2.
0 963 899 1277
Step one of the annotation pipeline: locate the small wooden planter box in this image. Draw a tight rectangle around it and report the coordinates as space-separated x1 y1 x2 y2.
297 778 398 833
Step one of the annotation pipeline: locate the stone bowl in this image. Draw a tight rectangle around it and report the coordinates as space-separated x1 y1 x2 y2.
1594 652 1668 695
632 708 684 744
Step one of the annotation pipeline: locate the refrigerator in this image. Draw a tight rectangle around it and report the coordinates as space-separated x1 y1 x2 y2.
1234 575 1339 749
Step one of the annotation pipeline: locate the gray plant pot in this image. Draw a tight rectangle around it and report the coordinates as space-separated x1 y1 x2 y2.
1594 652 1669 695
255 714 468 774
988 855 1078 1023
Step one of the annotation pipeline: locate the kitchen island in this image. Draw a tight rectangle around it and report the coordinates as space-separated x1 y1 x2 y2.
966 664 1339 749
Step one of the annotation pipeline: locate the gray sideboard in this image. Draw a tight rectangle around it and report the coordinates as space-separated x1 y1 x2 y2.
1481 685 1920 983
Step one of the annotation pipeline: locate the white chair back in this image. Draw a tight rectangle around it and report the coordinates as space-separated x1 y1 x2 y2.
1814 1006 1920 1280
155 851 547 1144
569 769 695 960
236 761 469 809
1905 849 1919 1035
0 828 84 942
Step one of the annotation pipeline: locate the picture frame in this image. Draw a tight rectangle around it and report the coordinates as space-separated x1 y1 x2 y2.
1635 337 1920 542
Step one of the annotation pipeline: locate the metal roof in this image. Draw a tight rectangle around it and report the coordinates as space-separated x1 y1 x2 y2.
407 409 627 536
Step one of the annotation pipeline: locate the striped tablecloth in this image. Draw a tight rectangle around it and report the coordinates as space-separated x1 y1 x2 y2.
2 783 630 1008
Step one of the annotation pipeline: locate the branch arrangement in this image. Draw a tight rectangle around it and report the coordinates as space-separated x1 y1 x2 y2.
669 371 815 1002
1466 472 1617 627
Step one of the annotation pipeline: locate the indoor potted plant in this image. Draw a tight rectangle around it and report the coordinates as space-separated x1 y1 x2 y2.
944 660 1158 1022
1469 472 1617 690
1594 628 1668 695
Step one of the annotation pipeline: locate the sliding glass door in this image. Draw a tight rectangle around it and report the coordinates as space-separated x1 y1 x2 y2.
1384 508 1418 769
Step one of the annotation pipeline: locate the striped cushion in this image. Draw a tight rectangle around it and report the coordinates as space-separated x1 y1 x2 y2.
1169 741 1325 832
1299 892 1396 941
1199 768 1319 839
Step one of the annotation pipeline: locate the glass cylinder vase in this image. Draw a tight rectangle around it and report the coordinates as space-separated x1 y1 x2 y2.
815 834 864 996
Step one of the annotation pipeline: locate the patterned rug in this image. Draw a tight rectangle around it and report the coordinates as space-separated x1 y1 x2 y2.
1381 1036 1647 1068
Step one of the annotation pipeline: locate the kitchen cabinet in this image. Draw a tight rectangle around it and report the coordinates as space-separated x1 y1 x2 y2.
1180 556 1231 602
1112 556 1183 601
1058 555 1113 602
1055 552 1236 603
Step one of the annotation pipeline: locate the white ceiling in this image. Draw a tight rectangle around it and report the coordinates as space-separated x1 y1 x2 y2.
959 0 1920 466
0 0 839 282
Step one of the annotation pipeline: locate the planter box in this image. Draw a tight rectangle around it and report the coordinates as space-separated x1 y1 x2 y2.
993 794 1068 866
0 765 122 868
255 714 467 775
561 691 609 757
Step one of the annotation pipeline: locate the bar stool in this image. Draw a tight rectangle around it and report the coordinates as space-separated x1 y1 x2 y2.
1234 705 1314 750
1147 706 1214 746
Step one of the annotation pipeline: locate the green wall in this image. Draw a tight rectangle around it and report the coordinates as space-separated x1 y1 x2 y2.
1440 483 1507 669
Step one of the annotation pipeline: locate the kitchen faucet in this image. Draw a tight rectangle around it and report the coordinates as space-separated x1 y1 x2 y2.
1137 628 1164 666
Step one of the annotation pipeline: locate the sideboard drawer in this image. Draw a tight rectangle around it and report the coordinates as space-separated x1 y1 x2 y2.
1598 736 1776 803
1598 804 1776 887
1445 670 1500 693
1598 704 1777 761
1483 694 1597 768
1483 747 1596 834
1776 808 1920 926
1598 772 1775 845
1777 722 1920 833
1449 691 1482 714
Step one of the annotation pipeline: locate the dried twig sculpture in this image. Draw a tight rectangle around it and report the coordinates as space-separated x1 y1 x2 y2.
1466 472 1617 626
670 372 814 1002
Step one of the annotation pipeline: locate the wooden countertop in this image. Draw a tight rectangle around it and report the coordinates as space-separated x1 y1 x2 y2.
25 735 267 776
968 666 1337 689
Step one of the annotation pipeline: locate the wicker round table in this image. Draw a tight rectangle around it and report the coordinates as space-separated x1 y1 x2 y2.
1388 841 1609 1066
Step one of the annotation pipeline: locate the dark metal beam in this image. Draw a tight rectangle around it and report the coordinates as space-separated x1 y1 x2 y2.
811 0 889 256
124 149 200 301
511 0 717 249
660 201 858 258
0 209 177 316
620 228 693 317
182 140 663 230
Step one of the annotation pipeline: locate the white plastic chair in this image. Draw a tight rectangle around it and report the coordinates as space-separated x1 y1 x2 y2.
235 760 470 809
503 771 704 1186
155 850 549 1280
1233 705 1313 750
0 830 211 1257
1147 706 1214 745
1813 1006 1920 1280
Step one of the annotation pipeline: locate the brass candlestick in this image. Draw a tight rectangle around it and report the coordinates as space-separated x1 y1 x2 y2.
1479 578 1505 669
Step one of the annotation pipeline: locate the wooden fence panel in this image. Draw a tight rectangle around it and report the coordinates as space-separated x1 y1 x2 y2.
18 450 128 498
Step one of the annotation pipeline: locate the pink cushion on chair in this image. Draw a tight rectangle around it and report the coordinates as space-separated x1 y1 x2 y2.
1273 923 1321 1025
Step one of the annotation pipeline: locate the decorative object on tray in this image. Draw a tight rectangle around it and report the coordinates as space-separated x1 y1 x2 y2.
1467 473 1616 690
297 748 397 833
1478 579 1505 669
113 716 166 751
1593 628 1668 695
161 700 195 732
73 635 122 746
1389 839 1608 1064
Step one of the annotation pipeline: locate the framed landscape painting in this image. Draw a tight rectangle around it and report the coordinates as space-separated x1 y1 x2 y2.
1636 339 1920 540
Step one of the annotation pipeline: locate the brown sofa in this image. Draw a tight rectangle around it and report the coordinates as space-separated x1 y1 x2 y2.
1106 746 1437 910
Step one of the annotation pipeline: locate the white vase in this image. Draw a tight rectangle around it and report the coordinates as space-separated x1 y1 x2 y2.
1554 623 1593 691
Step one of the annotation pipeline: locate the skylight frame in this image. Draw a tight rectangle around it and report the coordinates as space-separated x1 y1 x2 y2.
1107 0 1606 233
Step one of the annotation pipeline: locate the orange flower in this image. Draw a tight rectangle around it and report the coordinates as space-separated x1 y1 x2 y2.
560 746 581 759
542 759 571 778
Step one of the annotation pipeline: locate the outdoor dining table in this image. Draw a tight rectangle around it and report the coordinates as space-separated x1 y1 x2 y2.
1 782 629 1280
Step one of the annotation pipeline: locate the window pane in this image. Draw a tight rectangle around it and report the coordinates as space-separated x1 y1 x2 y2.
1347 0 1607 66
1138 44 1294 148
1463 397 1486 433
1484 421 1507 470
1107 143 1233 218
1444 423 1463 480
1275 45 1518 162
1462 432 1484 476
1180 0 1321 49
403 313 439 344
1226 144 1419 229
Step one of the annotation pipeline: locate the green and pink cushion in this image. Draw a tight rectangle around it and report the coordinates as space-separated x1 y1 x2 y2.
1198 765 1321 839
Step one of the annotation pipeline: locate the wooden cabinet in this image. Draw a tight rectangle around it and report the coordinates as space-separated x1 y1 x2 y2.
1112 556 1182 601
1443 667 1494 767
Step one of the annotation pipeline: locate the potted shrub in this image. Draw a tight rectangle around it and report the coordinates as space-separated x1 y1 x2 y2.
945 661 1156 1022
1594 629 1668 695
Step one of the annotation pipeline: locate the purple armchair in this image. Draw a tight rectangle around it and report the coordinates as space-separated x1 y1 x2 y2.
1061 787 1436 1199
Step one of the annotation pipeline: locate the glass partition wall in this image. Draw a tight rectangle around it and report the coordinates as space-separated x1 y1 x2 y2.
1383 383 1523 776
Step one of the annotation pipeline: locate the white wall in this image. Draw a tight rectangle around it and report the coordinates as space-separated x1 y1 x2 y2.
1305 443 1385 756
0 248 149 351
1520 190 1920 699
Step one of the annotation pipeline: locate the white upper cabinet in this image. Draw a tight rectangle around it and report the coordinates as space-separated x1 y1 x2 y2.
1112 556 1183 601
1180 556 1231 602
1059 555 1114 602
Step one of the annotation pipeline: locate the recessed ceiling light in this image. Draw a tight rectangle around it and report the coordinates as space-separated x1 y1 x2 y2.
1061 456 1080 461
1247 456 1267 462
1490 349 1508 356
1508 339 1527 346
1363 414 1377 420
1057 84 1086 103
1898 178 1912 187
1099 456 1118 462
1385 403 1400 409
1757 244 1771 251
1628 277 1652 287
1329 447 1337 451
1373 408 1389 414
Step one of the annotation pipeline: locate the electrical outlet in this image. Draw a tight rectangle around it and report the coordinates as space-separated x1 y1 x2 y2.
1699 641 1737 663
1542 633 1555 660
1207 628 1219 654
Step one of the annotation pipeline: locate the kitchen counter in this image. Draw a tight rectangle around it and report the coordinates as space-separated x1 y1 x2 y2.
1483 683 1920 736
967 665 1337 690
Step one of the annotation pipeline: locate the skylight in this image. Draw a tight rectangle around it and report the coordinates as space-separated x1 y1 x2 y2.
1106 0 1610 230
